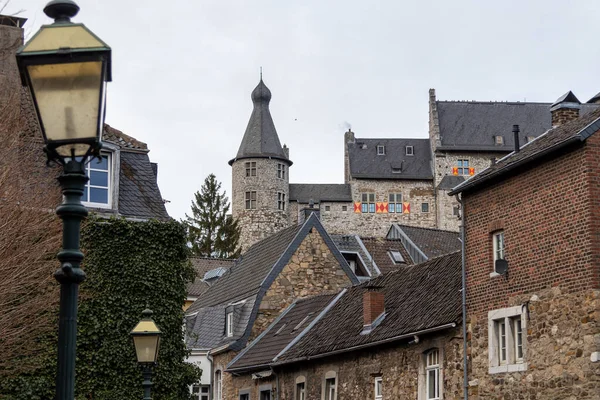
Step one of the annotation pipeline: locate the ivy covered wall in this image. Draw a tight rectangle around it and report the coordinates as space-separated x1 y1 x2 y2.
0 217 201 399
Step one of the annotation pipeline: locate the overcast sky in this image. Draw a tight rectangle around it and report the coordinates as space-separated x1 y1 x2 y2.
10 0 600 220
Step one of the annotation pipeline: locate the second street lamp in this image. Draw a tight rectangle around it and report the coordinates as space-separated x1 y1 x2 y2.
131 309 162 400
15 1 111 399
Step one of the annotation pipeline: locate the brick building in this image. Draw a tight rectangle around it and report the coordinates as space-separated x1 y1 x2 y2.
231 79 599 250
450 105 600 398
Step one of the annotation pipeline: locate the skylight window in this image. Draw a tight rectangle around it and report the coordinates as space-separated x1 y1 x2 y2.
388 250 405 264
377 145 385 155
274 323 287 336
405 146 414 156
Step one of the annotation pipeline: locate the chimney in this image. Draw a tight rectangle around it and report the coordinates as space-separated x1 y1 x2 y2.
344 129 354 183
363 284 385 327
512 125 520 153
550 91 581 127
299 199 320 224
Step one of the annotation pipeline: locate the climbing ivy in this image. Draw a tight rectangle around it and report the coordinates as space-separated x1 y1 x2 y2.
0 217 201 399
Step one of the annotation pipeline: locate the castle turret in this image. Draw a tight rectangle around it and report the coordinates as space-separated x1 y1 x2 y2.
230 79 292 251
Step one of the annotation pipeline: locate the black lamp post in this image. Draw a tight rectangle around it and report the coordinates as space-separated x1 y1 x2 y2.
15 1 111 399
131 309 162 400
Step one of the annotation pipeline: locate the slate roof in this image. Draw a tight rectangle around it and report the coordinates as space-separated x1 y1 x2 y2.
185 214 359 353
389 224 461 260
226 293 337 372
289 184 352 203
187 257 235 297
437 175 465 191
348 138 433 180
589 92 600 104
450 107 600 196
331 235 380 277
229 79 291 165
436 100 599 152
118 151 169 220
360 237 413 274
276 251 462 363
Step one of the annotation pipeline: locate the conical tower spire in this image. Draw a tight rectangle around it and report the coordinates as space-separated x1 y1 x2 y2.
229 79 292 165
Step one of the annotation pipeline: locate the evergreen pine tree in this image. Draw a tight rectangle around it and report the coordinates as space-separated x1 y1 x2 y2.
184 174 241 258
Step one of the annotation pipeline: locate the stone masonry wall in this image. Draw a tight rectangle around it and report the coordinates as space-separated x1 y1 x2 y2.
213 351 237 400
255 329 462 400
463 136 600 398
232 158 290 251
251 227 353 341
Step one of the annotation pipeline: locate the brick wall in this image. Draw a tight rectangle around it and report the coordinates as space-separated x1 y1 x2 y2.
251 227 353 340
463 135 600 398
552 108 580 127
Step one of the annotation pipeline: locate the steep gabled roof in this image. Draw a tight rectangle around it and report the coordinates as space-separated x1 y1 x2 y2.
435 100 599 152
226 293 339 372
348 138 432 180
276 251 462 363
588 92 600 104
450 108 600 196
360 237 414 273
289 184 352 203
229 79 291 165
185 214 359 352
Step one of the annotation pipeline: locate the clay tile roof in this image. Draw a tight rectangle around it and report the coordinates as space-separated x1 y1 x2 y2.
186 257 235 297
226 293 337 372
392 225 462 260
360 237 413 274
450 107 600 196
277 251 462 362
103 124 148 151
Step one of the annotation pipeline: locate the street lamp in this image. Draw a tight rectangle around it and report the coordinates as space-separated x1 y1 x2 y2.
131 309 162 400
15 1 111 399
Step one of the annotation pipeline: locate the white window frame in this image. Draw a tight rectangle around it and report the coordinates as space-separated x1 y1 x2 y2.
405 145 414 155
377 145 385 155
388 250 404 264
425 349 440 400
491 231 505 276
488 306 527 374
226 311 234 337
322 371 337 400
82 152 113 209
295 376 306 400
374 376 382 400
215 370 222 400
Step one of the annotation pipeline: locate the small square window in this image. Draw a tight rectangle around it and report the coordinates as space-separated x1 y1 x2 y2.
456 159 470 175
245 191 257 210
495 135 504 145
388 250 404 264
422 203 429 213
405 146 414 156
325 205 331 211
488 306 527 374
377 145 385 155
453 205 461 216
245 161 257 177
342 205 347 212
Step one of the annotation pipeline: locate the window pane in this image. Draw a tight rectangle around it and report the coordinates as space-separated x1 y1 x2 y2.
92 156 108 170
389 203 395 213
362 203 368 213
427 370 436 398
362 193 368 202
83 186 89 202
389 193 394 202
90 188 108 204
369 194 375 202
90 170 108 187
369 203 375 213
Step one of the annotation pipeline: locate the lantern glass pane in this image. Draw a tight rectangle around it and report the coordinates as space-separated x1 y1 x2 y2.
22 25 106 52
27 61 102 156
133 335 160 363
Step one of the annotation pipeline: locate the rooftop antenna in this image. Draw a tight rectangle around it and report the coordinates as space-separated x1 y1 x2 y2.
260 66 262 81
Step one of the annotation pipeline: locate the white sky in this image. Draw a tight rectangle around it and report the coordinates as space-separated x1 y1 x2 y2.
10 0 600 220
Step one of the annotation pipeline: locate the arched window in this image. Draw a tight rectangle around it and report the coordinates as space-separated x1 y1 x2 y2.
215 370 222 400
295 375 306 400
425 349 440 400
322 371 337 400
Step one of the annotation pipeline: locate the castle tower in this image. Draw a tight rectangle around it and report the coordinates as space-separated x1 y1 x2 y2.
229 79 292 251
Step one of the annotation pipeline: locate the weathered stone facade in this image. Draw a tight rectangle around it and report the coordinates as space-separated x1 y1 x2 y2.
232 158 290 251
227 329 464 400
463 131 600 398
251 227 353 340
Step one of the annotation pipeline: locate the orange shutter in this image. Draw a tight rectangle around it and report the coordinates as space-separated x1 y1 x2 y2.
452 167 459 176
354 202 362 213
469 167 475 176
383 202 389 213
402 202 410 214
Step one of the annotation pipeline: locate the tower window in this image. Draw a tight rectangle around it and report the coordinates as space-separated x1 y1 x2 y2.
277 192 286 210
277 163 286 179
245 161 257 177
245 191 257 209
377 145 385 155
405 146 414 156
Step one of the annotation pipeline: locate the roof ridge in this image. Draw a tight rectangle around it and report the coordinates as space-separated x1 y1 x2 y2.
395 224 460 234
190 256 236 261
437 100 552 106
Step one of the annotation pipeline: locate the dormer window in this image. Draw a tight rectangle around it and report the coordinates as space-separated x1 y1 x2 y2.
377 145 385 155
226 311 233 337
83 153 112 209
405 146 414 156
494 136 504 145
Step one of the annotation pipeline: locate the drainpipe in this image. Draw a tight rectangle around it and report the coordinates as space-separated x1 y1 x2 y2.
208 353 214 400
455 194 468 400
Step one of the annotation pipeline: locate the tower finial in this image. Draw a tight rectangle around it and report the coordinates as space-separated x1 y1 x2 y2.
260 66 263 81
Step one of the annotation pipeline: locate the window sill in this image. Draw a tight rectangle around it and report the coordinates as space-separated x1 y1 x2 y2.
489 272 502 278
489 362 527 374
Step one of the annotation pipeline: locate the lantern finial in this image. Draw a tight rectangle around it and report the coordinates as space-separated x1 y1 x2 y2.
44 0 80 23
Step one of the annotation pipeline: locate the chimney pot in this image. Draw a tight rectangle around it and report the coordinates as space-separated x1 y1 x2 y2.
512 125 520 153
